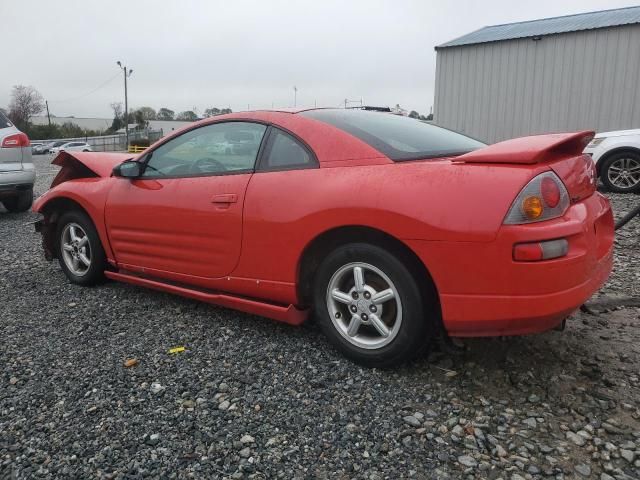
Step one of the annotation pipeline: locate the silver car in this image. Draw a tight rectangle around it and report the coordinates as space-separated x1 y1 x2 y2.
0 111 35 212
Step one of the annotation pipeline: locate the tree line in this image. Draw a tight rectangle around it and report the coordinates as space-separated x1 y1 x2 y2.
107 104 232 132
1 85 233 139
2 84 434 140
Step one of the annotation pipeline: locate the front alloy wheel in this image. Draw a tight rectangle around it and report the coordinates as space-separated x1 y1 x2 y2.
56 210 107 286
60 223 92 276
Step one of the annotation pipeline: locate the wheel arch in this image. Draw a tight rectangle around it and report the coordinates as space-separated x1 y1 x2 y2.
38 196 95 260
297 225 443 332
596 146 640 176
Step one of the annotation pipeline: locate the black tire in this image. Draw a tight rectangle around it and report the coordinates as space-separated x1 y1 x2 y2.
600 151 640 194
55 210 107 286
83 149 90 152
2 189 33 213
313 243 432 368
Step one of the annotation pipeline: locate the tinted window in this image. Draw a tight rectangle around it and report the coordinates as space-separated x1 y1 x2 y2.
301 109 485 161
143 122 266 177
0 111 13 129
260 129 315 170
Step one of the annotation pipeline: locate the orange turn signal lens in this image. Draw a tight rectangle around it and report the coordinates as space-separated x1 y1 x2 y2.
521 196 543 220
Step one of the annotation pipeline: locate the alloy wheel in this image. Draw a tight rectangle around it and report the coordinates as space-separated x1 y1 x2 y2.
61 223 92 276
326 262 402 349
608 157 640 190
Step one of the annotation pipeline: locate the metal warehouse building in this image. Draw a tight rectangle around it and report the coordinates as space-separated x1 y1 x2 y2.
433 6 640 144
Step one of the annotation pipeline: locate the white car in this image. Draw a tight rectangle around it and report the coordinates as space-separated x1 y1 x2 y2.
50 141 93 154
584 129 640 193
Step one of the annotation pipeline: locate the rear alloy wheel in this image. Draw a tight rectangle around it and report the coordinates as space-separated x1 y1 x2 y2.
56 210 107 286
314 243 431 367
2 189 33 213
601 152 640 193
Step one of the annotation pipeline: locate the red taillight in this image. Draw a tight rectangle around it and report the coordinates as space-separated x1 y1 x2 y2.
504 172 570 224
1 132 30 148
541 176 560 208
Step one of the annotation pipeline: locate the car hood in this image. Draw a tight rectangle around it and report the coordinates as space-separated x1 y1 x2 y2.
594 128 640 138
52 151 133 177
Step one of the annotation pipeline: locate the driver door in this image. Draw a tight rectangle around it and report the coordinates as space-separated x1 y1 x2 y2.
105 121 267 280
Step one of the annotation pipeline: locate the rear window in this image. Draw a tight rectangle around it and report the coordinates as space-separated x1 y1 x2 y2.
300 109 485 161
0 111 13 129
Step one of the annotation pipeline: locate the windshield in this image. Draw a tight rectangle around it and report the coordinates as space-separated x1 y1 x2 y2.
301 109 485 161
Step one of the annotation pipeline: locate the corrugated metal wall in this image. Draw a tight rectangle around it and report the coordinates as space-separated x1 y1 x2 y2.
433 24 640 143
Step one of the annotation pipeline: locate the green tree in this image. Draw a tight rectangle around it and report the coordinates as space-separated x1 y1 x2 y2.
176 110 198 121
157 107 175 120
204 107 221 117
108 102 124 133
26 122 102 140
204 107 232 117
137 106 157 121
133 109 149 129
8 85 44 130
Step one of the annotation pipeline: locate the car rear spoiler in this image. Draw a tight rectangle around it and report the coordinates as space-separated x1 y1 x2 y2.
457 131 595 165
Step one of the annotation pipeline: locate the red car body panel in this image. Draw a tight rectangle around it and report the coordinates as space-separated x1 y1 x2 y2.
33 111 615 337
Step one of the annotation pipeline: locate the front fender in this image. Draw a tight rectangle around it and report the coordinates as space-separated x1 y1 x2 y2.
33 178 116 263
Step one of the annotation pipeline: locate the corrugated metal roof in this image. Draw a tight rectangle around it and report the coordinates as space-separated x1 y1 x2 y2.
437 5 640 49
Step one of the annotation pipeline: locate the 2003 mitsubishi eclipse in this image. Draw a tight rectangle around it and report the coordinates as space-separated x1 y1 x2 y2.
33 109 614 367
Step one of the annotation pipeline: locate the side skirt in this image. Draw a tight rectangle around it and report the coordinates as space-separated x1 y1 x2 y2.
104 271 308 326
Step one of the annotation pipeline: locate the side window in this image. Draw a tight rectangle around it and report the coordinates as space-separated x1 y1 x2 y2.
259 129 316 171
142 122 267 177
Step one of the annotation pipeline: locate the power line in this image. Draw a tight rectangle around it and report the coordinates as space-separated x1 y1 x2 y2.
48 72 121 103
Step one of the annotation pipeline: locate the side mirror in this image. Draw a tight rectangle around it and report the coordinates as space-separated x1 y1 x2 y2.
113 161 142 178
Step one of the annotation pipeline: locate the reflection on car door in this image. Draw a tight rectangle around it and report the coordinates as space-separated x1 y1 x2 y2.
104 121 267 280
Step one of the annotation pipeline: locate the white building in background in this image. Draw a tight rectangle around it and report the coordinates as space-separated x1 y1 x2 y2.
31 115 112 131
433 6 640 143
30 116 193 136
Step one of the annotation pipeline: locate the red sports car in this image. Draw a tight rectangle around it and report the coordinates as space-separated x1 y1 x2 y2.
33 109 614 367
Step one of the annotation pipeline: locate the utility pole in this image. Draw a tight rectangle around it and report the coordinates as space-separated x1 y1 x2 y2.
117 61 133 148
45 101 51 127
293 86 298 107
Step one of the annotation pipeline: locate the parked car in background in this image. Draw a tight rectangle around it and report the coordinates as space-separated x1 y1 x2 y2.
33 109 613 367
0 111 35 212
50 141 93 154
31 142 44 153
37 141 66 154
33 142 53 154
584 129 640 193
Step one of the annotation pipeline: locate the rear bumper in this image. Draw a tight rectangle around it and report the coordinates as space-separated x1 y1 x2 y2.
407 192 614 337
0 169 35 197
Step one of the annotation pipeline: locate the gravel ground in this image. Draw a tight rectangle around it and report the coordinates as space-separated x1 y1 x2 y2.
1 156 639 479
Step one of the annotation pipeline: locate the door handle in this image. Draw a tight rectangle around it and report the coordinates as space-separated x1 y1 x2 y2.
211 193 238 204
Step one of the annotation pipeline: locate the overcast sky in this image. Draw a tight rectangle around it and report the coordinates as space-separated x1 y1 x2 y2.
2 0 637 118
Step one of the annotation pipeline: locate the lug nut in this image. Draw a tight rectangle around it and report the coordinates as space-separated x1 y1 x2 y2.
364 292 371 299
335 312 341 319
350 305 357 313
369 305 377 313
361 313 368 321
351 292 359 300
